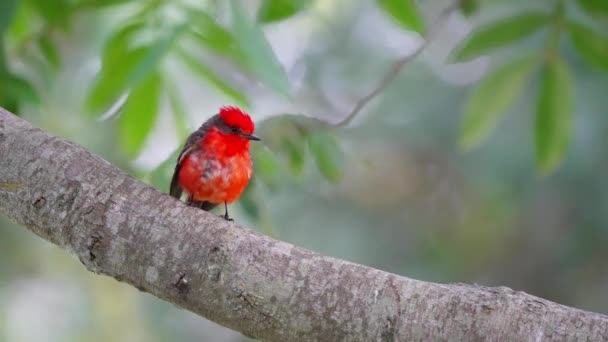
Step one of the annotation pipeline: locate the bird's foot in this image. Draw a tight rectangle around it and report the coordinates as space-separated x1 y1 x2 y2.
221 202 233 221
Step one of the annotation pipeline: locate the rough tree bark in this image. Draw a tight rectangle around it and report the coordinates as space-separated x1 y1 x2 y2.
0 108 607 341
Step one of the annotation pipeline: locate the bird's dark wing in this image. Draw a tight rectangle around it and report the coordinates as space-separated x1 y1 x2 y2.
169 145 192 199
169 115 223 208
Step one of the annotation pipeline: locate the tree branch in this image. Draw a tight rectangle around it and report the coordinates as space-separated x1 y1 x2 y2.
0 107 607 341
335 1 462 127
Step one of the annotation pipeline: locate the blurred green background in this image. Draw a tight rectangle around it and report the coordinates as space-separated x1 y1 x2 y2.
1 0 608 341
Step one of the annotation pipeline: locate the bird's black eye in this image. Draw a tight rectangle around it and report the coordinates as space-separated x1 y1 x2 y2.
230 126 240 133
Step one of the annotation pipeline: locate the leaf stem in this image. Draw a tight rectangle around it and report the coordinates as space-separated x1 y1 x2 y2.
544 0 565 61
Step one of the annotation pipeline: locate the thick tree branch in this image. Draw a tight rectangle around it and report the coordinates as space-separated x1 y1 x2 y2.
0 107 607 341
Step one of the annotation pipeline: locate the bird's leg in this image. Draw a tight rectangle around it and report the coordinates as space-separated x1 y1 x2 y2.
222 202 233 221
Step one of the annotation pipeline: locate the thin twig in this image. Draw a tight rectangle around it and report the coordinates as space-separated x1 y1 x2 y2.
334 1 463 127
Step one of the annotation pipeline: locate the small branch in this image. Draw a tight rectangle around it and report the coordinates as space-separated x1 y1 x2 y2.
335 1 462 127
1 107 607 341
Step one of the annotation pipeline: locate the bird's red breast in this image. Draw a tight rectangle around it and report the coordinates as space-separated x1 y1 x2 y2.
171 106 258 207
178 128 253 204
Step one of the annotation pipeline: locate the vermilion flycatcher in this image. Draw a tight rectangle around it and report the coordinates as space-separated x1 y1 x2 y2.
170 106 260 221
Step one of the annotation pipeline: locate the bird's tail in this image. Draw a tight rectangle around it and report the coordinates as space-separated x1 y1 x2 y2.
187 197 218 212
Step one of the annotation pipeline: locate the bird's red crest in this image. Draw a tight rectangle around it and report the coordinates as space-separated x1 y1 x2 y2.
219 106 255 134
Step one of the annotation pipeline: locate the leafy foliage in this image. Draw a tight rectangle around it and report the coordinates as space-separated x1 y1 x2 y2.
176 49 249 107
376 0 425 34
0 0 607 201
119 72 162 157
0 72 40 105
460 55 538 149
576 0 608 18
452 12 550 62
452 1 607 173
251 144 282 190
230 0 290 97
308 132 345 183
0 0 18 37
1 1 41 110
254 115 345 184
535 58 572 174
188 7 245 64
258 0 309 23
86 22 185 113
568 21 608 73
38 35 61 70
460 0 480 17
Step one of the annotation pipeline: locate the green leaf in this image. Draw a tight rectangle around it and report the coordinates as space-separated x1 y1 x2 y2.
123 24 185 92
87 23 146 112
177 49 249 107
188 8 245 64
0 97 18 113
230 0 290 97
281 136 306 176
0 72 41 104
87 23 184 113
119 72 162 157
29 0 71 27
7 1 32 45
576 0 608 18
461 0 480 17
376 0 424 34
452 12 550 61
166 80 190 139
535 59 572 174
0 0 18 36
258 0 308 23
308 132 344 183
80 0 133 8
252 144 281 190
568 21 608 72
148 153 176 193
238 180 261 221
87 32 145 111
39 35 61 70
460 55 538 150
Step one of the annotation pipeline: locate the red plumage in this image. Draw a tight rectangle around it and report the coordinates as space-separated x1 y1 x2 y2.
219 106 255 134
170 106 260 220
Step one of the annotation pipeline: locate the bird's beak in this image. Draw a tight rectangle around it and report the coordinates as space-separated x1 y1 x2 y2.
242 133 261 141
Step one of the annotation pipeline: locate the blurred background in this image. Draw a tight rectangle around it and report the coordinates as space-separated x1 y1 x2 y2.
1 0 607 340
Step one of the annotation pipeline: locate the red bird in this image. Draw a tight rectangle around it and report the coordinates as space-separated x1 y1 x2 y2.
170 106 260 221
